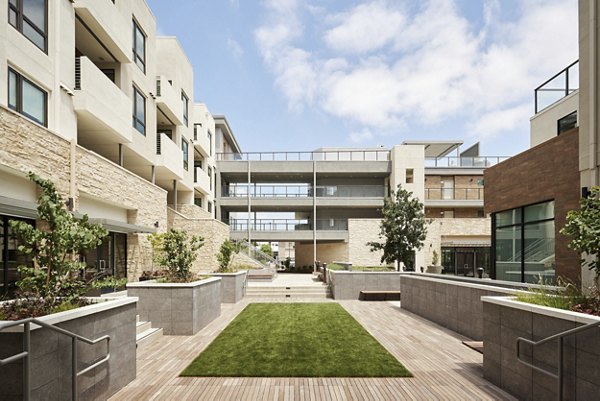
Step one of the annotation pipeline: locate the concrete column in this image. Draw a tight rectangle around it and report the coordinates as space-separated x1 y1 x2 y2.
118 144 124 167
173 180 178 207
247 160 251 248
313 159 317 271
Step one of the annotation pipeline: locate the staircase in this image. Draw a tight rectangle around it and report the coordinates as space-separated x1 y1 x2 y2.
135 315 163 351
246 285 332 299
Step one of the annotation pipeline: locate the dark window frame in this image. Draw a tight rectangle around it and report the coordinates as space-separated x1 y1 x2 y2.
181 91 189 126
8 0 48 53
182 138 189 171
132 85 146 135
8 67 48 127
557 111 577 135
207 131 213 156
132 18 146 73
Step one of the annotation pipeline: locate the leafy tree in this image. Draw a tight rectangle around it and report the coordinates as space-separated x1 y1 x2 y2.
367 185 428 268
149 229 204 282
9 172 108 308
216 239 241 272
259 243 273 257
561 186 600 277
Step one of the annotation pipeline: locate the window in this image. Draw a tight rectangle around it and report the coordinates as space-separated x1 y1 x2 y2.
132 86 146 135
208 166 213 190
132 19 146 73
207 131 213 155
193 123 202 140
406 169 414 184
182 91 189 126
194 197 203 208
207 201 212 213
557 111 577 135
101 69 115 83
182 138 189 171
9 0 47 52
8 67 47 126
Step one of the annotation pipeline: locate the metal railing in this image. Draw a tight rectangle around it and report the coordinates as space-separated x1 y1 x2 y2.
516 320 600 401
74 57 81 90
226 218 348 231
425 156 509 168
424 187 484 200
535 60 579 113
216 150 390 161
0 317 111 401
236 240 282 269
222 185 386 198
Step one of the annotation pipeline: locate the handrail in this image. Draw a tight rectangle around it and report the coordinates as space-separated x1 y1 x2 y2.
516 319 600 401
0 317 111 401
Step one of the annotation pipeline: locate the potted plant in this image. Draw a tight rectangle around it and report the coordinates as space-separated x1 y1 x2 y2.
208 240 247 303
426 249 443 274
127 229 222 334
0 173 137 400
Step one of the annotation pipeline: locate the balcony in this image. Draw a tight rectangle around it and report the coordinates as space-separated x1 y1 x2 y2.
424 187 484 208
156 76 183 126
155 133 184 180
193 126 211 157
74 57 132 144
194 167 211 194
424 156 509 168
73 0 130 62
535 60 579 113
226 219 349 241
217 150 390 161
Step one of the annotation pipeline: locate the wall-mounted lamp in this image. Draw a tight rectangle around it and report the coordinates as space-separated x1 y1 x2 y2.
154 221 159 228
65 197 74 211
582 186 590 198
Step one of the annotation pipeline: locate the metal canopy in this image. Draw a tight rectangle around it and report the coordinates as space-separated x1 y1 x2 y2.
88 218 156 234
0 196 38 219
402 140 464 158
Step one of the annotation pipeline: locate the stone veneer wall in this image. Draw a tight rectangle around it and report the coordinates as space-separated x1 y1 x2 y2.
295 242 348 267
348 219 386 266
401 275 517 340
422 218 491 266
0 106 168 282
230 252 265 270
328 271 404 300
482 297 600 401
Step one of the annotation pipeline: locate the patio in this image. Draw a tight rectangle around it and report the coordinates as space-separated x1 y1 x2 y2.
110 299 516 400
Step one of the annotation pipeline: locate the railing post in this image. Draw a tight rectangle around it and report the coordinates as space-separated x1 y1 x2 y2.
72 338 78 401
557 337 564 401
23 321 31 401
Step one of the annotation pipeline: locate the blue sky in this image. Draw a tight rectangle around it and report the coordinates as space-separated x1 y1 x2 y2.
146 0 578 157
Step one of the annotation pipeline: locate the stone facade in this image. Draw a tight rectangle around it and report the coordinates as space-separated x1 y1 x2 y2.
329 271 404 300
230 252 265 270
295 242 349 267
208 271 247 303
348 219 387 266
484 128 581 284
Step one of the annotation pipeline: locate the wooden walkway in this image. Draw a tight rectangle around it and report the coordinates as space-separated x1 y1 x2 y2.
110 300 516 400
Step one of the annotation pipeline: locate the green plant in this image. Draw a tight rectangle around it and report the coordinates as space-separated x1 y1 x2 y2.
367 185 428 267
216 239 241 272
259 244 273 257
283 257 291 270
514 278 600 316
91 276 128 291
6 173 107 317
149 229 204 282
432 250 439 266
561 186 600 277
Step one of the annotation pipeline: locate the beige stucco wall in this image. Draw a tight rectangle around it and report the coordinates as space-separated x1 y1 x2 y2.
530 91 579 148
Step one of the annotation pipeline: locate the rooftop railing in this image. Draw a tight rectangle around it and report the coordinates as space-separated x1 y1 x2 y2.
216 150 390 161
226 218 348 231
535 60 579 113
425 156 509 168
222 185 386 198
425 187 484 201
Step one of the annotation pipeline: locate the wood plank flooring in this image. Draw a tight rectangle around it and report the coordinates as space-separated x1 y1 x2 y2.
109 300 516 400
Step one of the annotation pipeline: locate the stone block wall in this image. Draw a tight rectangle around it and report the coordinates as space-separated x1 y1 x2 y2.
329 271 403 300
348 219 386 266
483 297 600 401
295 242 349 267
208 271 247 302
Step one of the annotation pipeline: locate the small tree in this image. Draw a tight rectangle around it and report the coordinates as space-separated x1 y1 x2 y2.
260 243 273 257
561 186 600 278
149 229 204 282
367 185 428 269
9 172 108 309
216 239 241 272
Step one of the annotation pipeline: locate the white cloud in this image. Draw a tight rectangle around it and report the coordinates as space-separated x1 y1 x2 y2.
350 129 375 143
227 38 244 62
254 0 578 142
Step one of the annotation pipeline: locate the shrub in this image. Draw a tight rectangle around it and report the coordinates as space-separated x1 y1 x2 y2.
216 240 241 272
149 229 204 282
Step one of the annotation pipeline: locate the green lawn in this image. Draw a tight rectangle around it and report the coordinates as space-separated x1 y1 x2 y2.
180 303 411 377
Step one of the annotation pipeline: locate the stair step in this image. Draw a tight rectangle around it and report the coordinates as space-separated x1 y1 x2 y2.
245 293 332 299
136 320 152 336
136 327 163 351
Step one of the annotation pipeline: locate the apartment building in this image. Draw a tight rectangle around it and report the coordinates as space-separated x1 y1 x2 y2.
0 0 222 293
484 0 600 287
216 143 507 275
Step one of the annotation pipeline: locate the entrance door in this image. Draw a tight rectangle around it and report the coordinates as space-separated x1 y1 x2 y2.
455 249 475 277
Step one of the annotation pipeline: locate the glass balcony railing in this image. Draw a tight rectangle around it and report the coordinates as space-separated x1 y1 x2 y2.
534 60 579 113
424 156 509 168
225 219 348 231
222 185 386 198
217 150 390 161
425 187 484 201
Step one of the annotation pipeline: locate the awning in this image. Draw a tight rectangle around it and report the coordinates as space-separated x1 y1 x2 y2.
0 196 38 219
88 218 156 234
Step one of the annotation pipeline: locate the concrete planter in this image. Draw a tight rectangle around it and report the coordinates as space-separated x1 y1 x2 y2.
425 265 443 274
482 296 600 401
0 297 137 401
127 277 221 335
208 271 247 303
328 270 405 300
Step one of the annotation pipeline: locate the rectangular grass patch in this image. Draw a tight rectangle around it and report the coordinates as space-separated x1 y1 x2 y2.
181 303 411 377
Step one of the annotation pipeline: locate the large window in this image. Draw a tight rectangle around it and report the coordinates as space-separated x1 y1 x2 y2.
8 67 47 126
132 86 145 135
133 19 146 73
8 0 47 52
208 166 212 190
182 138 189 171
182 91 189 126
1 215 35 297
493 200 555 284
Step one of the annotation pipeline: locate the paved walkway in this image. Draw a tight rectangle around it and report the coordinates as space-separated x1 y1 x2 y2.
110 300 516 401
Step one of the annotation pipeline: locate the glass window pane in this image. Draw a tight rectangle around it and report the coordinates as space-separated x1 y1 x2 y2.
22 78 46 125
23 20 45 50
524 201 554 223
494 226 522 282
9 8 17 27
8 70 17 109
23 0 46 31
496 208 521 226
523 220 555 284
135 91 145 121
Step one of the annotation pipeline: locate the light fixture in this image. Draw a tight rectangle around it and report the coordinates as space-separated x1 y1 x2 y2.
154 221 159 228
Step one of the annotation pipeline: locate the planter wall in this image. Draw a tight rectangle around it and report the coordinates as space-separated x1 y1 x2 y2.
0 297 137 401
127 277 221 335
482 297 600 401
328 271 404 300
208 271 247 303
401 275 517 340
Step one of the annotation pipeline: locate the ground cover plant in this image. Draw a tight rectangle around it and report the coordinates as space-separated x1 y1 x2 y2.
181 303 411 377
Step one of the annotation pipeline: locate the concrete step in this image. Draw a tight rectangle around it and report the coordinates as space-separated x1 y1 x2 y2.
246 286 329 291
136 320 152 336
136 327 163 351
245 292 332 299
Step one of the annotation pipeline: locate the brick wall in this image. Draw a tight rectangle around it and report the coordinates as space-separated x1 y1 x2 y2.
484 128 580 283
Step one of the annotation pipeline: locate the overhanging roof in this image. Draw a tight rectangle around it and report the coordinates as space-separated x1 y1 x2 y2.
214 115 242 153
88 218 156 234
402 140 463 158
0 196 38 219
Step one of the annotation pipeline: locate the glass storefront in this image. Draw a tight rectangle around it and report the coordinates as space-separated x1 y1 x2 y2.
82 232 127 283
493 200 555 284
441 247 491 277
0 214 35 297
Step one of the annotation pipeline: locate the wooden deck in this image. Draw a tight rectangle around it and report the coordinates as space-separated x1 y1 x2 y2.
110 300 516 400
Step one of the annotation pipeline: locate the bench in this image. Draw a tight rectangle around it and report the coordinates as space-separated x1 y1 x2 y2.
359 290 401 301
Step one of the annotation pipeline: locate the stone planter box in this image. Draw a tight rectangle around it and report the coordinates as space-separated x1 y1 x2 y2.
208 271 247 303
482 296 600 401
0 297 137 401
328 270 405 300
127 277 221 335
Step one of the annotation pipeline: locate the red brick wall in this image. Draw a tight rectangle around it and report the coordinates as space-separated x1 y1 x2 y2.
484 128 581 284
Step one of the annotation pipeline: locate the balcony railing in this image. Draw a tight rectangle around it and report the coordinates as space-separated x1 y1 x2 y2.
425 187 484 201
226 219 348 231
425 156 509 168
217 150 390 161
534 60 579 113
222 185 386 198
